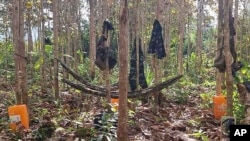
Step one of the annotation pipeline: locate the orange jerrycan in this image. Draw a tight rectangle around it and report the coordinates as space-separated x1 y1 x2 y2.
213 95 227 120
8 104 29 130
111 98 119 110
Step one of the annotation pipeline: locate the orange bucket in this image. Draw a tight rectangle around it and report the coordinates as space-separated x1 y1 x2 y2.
213 95 227 119
8 104 29 130
111 98 119 110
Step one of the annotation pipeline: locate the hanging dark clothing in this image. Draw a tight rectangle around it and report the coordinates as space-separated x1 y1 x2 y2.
95 20 117 71
148 19 166 59
243 81 250 93
95 46 117 71
214 16 243 77
129 38 148 92
229 17 243 77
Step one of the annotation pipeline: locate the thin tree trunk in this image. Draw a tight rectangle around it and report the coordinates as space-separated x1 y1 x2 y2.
12 0 28 105
65 0 71 80
238 1 246 59
186 14 191 72
135 0 140 91
215 0 224 95
224 0 234 116
19 0 28 105
117 0 128 140
40 0 47 94
154 0 164 108
196 0 203 71
12 0 21 104
234 0 238 51
164 0 170 65
178 0 185 74
77 3 82 64
27 2 33 80
73 1 79 72
53 0 59 99
70 1 77 69
103 2 111 103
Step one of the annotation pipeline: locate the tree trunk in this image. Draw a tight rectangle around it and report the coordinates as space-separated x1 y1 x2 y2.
26 1 33 80
53 0 59 99
135 0 140 91
238 1 246 59
70 1 77 69
177 0 185 74
89 0 96 80
105 4 111 103
73 1 80 71
164 0 170 66
224 0 234 116
64 0 71 80
196 0 203 71
154 0 164 107
40 0 47 94
117 0 129 140
186 13 191 72
130 0 140 92
234 0 238 50
215 0 224 95
12 0 28 105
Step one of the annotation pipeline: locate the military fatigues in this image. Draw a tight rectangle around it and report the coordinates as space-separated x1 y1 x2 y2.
129 39 148 92
148 19 166 59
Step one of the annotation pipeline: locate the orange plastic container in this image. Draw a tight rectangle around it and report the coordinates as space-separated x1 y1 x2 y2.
213 95 227 119
111 98 119 110
8 104 29 130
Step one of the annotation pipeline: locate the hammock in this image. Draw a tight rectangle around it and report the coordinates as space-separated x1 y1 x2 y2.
59 60 183 98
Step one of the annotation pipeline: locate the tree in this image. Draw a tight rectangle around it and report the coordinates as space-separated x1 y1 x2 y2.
26 0 34 80
12 0 28 105
215 0 224 95
72 0 80 71
130 0 141 96
224 0 234 116
89 0 97 79
196 0 203 70
177 0 186 74
234 0 239 50
53 0 59 99
40 0 47 94
164 0 171 64
154 0 165 107
117 0 129 140
65 0 71 79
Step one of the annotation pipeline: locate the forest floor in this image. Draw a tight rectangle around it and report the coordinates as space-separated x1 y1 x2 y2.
0 80 228 141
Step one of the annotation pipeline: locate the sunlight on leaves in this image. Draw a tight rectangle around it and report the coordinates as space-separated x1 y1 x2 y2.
34 56 43 70
25 1 32 9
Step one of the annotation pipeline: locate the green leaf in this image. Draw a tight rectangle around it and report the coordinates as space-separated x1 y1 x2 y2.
241 68 248 74
0 54 3 64
201 135 209 141
34 56 43 70
45 45 53 53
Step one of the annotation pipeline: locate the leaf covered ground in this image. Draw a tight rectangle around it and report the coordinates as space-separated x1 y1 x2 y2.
0 79 227 141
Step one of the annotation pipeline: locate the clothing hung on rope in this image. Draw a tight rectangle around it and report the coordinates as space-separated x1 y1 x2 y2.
95 20 117 71
214 16 243 77
129 38 148 92
148 19 166 59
